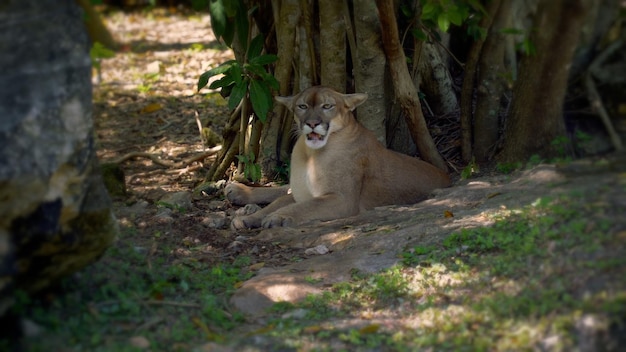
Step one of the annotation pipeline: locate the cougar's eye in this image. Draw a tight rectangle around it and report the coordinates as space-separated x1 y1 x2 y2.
321 103 334 110
297 104 308 110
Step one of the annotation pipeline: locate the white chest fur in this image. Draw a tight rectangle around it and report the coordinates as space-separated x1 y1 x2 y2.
289 139 323 203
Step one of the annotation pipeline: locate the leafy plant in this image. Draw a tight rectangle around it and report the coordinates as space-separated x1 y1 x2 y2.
416 0 487 38
90 41 115 83
500 27 536 56
460 157 479 179
235 151 262 182
198 1 278 122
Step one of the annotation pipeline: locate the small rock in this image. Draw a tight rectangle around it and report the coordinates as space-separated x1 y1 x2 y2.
159 191 193 211
146 60 162 74
129 200 149 216
143 187 167 202
129 335 151 349
228 241 244 251
208 200 226 210
282 308 308 320
305 244 329 256
153 208 174 224
21 318 43 337
201 212 227 229
235 204 261 216
235 235 248 241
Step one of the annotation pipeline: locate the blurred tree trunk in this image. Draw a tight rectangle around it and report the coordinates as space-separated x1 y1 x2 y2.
499 0 594 162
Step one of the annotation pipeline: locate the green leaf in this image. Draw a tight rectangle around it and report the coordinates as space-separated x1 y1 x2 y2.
229 63 243 85
400 4 413 18
249 80 272 122
411 28 428 41
467 0 487 15
234 2 249 49
448 9 464 26
222 21 235 47
244 64 279 91
208 0 227 39
249 54 277 66
228 80 248 110
501 28 525 35
197 60 236 91
208 74 234 90
247 34 265 60
263 75 280 91
90 42 115 60
437 13 450 32
421 2 437 18
223 0 238 16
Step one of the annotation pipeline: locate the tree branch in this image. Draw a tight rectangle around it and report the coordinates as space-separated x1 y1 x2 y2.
374 0 447 171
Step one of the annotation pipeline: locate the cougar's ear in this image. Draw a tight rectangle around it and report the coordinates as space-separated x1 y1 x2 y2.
343 93 368 111
275 95 294 112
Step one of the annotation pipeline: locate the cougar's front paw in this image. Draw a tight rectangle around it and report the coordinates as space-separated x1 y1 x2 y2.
224 183 252 205
231 215 262 230
262 213 295 228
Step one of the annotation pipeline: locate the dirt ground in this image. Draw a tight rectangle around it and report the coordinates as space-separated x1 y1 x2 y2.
93 8 304 270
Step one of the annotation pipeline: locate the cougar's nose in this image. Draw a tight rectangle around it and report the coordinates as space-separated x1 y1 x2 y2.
305 119 322 129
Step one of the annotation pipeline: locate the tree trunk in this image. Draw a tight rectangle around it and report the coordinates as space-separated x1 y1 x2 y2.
418 42 458 117
319 0 346 92
297 0 316 90
459 0 501 163
1 0 117 314
473 0 511 162
499 0 594 162
352 0 387 143
259 0 299 178
375 0 447 171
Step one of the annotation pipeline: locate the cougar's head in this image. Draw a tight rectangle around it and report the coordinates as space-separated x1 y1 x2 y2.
275 86 368 149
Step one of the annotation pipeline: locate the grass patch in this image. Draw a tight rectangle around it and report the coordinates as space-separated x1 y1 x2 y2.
10 223 253 351
8 190 625 351
254 193 626 351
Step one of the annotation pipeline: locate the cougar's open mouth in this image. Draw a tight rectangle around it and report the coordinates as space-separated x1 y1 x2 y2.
307 132 324 141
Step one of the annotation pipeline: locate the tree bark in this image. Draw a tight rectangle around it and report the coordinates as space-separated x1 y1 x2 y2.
459 0 501 163
1 0 117 314
259 0 299 178
375 0 447 171
418 42 458 117
499 0 594 163
473 0 510 162
352 0 387 143
319 0 346 92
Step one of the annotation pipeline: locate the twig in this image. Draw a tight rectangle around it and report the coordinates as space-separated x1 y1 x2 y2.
194 110 206 147
112 151 178 167
110 146 222 168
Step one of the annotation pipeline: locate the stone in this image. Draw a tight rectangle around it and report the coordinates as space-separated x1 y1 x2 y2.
0 0 118 315
159 191 193 211
201 212 227 229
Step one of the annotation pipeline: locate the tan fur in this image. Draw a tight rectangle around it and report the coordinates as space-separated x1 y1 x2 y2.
225 86 451 229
